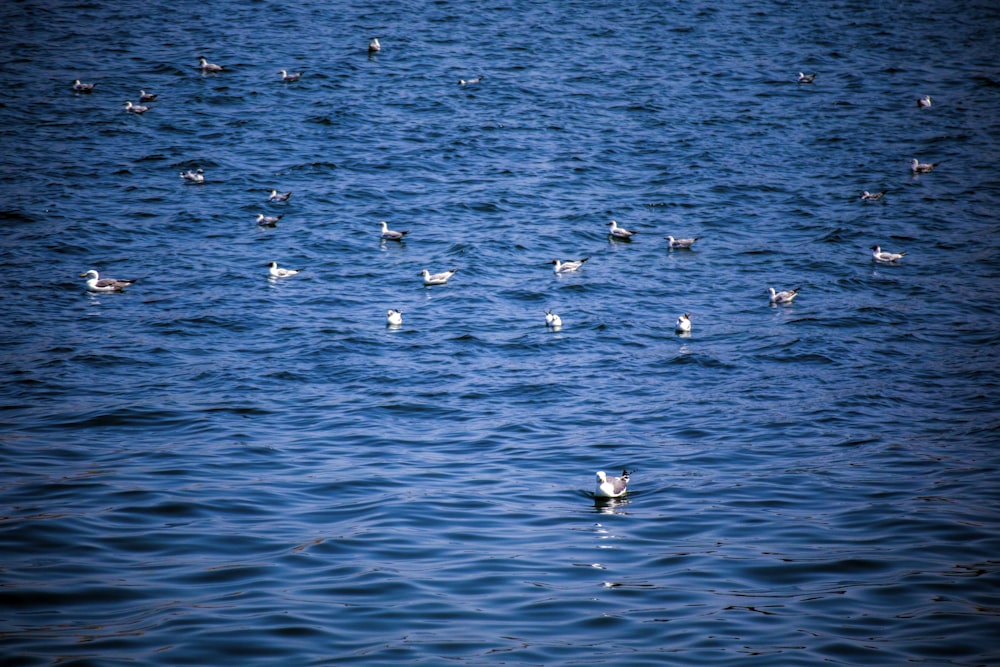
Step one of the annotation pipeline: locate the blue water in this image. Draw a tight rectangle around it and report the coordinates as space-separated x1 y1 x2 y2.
2 0 999 664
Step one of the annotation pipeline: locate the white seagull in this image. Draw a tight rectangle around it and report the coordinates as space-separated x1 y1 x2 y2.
379 220 408 241
798 72 816 83
459 76 483 85
386 309 403 326
256 213 282 226
280 69 302 82
268 261 301 278
420 268 458 286
199 56 223 73
917 95 932 108
595 470 630 499
665 235 699 249
80 269 135 292
871 245 905 263
139 90 157 103
769 286 800 305
675 313 692 333
268 189 292 202
911 158 942 174
73 79 95 92
860 190 886 201
180 168 205 183
607 219 637 240
545 310 562 327
551 257 589 273
368 38 381 53
124 101 149 114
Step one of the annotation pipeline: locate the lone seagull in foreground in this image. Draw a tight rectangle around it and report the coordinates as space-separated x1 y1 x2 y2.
199 56 223 73
256 213 282 226
73 79 95 92
911 158 943 174
665 235 699 249
798 72 816 83
917 95 932 108
420 268 458 286
545 310 562 327
860 190 886 201
675 313 691 333
180 168 205 183
607 219 637 240
124 101 149 114
379 220 408 241
268 189 292 202
80 269 135 292
595 470 630 499
268 261 301 278
459 76 483 85
280 69 302 82
139 90 157 103
551 258 589 273
368 38 381 53
769 286 800 305
871 245 905 263
386 309 402 326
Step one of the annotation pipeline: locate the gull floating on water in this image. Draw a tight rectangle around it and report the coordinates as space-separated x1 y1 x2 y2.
379 220 408 241
256 213 282 226
180 168 204 183
595 470 630 499
798 72 816 83
280 69 302 82
268 189 292 202
81 269 135 292
607 219 637 240
139 90 157 103
199 56 223 73
268 261 301 278
386 309 402 326
860 190 886 201
871 245 905 263
551 258 589 273
421 268 458 285
459 76 483 85
665 235 699 249
911 158 942 174
769 286 800 305
917 95 932 108
675 313 691 333
73 79 95 92
124 100 149 114
545 310 562 327
368 38 381 53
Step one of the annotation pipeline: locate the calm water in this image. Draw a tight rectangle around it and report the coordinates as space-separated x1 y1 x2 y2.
2 0 999 664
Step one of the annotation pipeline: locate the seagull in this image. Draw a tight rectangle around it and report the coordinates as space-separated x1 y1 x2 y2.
769 286 800 305
124 101 149 114
80 269 135 292
911 158 942 174
256 213 282 226
551 258 589 273
798 72 816 83
860 190 886 201
871 245 905 263
607 219 637 240
379 220 408 241
73 79 95 92
459 76 483 85
199 56 223 73
368 38 381 53
180 168 205 183
139 90 157 103
268 189 292 202
917 95 932 108
420 268 458 286
545 310 562 327
675 313 691 333
386 309 403 326
268 261 301 278
595 470 630 499
665 235 699 249
280 69 302 82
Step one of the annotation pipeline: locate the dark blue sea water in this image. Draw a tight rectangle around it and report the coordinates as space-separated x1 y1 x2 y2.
2 0 999 664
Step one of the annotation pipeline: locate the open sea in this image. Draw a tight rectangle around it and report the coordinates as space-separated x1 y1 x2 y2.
2 0 999 664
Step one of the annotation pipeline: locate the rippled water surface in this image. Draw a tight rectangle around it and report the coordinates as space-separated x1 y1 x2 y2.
2 0 1000 664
